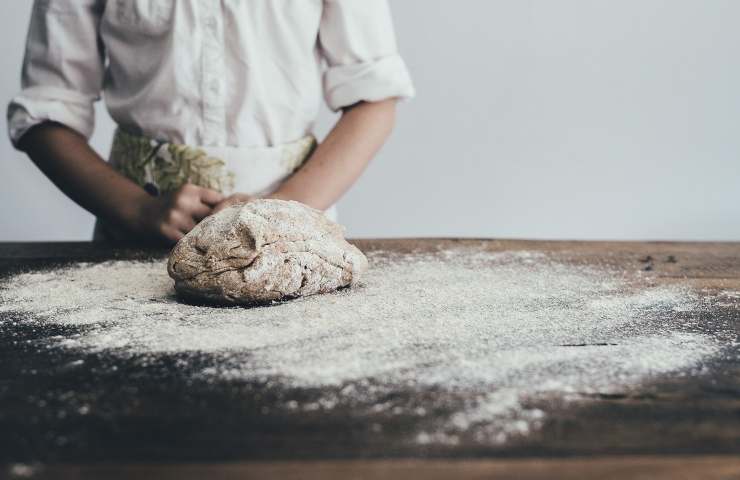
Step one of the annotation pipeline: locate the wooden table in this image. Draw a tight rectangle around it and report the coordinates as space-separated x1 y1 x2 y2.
1 240 739 479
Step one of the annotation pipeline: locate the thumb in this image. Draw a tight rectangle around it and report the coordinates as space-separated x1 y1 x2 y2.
211 196 234 215
196 186 225 207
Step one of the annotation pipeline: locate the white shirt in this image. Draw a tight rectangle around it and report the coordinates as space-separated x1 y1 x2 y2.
8 0 415 148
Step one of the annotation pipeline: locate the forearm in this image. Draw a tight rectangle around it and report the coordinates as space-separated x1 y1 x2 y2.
269 99 397 210
18 122 149 227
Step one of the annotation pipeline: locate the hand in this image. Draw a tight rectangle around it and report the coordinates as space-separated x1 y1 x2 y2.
211 193 255 215
127 184 224 244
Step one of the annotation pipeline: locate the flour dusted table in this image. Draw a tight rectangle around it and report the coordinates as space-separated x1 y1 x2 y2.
0 240 738 479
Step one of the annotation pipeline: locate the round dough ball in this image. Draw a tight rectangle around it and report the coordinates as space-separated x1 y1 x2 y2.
167 199 368 305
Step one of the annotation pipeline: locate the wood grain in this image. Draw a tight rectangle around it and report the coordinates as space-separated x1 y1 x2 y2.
5 456 740 480
1 240 739 478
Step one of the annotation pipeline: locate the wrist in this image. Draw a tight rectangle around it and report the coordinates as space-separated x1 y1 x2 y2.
264 189 292 202
119 189 155 234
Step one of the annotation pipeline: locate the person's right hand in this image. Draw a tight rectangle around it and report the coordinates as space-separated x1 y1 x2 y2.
128 184 224 244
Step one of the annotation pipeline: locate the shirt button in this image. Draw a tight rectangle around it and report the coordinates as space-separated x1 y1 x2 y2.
206 17 217 29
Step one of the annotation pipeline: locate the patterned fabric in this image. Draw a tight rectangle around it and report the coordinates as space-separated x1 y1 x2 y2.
110 128 235 195
109 128 317 196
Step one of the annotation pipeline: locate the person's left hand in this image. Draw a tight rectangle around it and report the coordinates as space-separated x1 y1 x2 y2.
211 193 255 215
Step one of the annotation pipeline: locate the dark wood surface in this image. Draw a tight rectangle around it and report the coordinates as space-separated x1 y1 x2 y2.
1 240 739 479
5 456 740 480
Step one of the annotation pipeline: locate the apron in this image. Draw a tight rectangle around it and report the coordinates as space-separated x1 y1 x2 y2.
93 128 337 241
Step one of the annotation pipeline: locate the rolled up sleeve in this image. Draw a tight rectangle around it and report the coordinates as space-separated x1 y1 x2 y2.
7 0 105 147
319 0 415 112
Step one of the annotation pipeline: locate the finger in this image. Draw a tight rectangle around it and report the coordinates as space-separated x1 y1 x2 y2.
189 201 213 221
213 196 245 214
172 183 199 201
210 200 230 215
215 194 253 213
167 209 197 233
160 225 185 245
171 190 213 221
232 194 253 205
197 187 225 207
176 213 197 233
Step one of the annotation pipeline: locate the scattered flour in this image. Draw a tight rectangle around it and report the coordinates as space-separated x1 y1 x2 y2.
0 247 725 445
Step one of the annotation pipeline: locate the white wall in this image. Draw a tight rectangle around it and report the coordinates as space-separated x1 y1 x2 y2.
2 0 739 241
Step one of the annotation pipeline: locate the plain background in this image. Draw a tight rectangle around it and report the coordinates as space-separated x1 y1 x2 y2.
1 0 739 241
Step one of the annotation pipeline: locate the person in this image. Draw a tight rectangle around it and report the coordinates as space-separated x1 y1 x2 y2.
8 0 414 244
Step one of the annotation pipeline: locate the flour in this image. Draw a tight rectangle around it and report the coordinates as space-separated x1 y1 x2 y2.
0 246 726 445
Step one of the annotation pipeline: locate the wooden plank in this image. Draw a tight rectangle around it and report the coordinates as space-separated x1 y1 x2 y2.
5 456 740 480
350 238 740 280
2 239 740 280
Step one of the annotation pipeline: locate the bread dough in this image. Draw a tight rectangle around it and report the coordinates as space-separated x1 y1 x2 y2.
167 199 368 305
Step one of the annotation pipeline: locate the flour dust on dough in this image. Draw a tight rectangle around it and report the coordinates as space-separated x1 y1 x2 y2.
167 199 368 305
